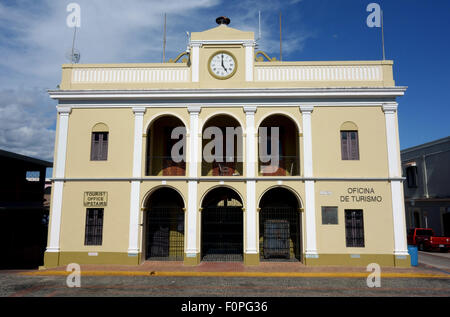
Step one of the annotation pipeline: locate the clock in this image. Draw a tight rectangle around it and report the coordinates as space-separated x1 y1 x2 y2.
208 51 237 80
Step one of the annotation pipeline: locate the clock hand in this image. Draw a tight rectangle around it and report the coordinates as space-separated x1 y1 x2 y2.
221 54 227 71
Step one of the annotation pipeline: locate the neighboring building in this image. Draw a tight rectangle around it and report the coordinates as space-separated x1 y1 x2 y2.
44 18 410 268
0 149 52 268
401 136 450 236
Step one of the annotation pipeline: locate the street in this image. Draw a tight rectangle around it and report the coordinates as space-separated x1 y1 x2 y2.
1 271 449 298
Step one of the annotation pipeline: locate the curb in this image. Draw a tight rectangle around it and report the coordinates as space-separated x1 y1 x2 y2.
19 271 450 279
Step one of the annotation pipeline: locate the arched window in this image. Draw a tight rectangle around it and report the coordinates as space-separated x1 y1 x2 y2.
90 123 109 161
340 121 359 160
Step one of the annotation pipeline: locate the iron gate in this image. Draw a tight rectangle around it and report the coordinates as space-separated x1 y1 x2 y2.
201 206 243 262
259 207 301 261
146 207 184 261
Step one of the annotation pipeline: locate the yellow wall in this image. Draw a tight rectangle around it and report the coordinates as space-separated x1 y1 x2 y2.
312 107 389 177
59 181 131 253
65 108 134 178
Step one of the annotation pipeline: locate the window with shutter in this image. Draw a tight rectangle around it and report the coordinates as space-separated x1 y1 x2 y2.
91 132 109 161
341 131 359 160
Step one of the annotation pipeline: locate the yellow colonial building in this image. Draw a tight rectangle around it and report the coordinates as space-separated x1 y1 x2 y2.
44 18 409 268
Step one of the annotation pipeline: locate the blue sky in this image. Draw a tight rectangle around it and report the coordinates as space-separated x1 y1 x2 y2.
0 0 449 169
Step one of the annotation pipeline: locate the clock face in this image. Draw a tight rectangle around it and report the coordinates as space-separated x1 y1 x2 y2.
209 52 237 79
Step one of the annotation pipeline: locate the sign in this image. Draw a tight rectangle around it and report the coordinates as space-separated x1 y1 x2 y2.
340 187 382 203
84 191 108 207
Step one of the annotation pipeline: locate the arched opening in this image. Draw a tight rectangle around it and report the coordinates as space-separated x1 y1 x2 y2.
259 187 302 262
258 114 300 176
202 114 243 176
201 187 243 261
144 187 185 261
146 115 186 176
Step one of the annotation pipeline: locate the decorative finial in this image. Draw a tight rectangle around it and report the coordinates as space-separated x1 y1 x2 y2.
216 16 230 25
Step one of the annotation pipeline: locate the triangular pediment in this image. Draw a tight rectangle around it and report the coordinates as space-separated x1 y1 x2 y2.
191 24 254 41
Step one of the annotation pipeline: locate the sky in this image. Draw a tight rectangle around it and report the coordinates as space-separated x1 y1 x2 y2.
0 0 449 167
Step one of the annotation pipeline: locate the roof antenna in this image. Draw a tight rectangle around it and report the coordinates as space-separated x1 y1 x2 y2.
65 17 81 63
255 10 262 48
279 11 283 61
162 13 167 63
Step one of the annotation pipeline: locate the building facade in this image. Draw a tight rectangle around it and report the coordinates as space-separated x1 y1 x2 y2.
402 136 450 236
44 21 410 268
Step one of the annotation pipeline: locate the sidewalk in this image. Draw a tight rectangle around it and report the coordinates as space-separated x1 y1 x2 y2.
20 261 450 279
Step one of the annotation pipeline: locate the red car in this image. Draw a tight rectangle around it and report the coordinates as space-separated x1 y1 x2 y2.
407 228 450 252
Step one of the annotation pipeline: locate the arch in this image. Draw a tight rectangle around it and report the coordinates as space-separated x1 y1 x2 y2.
201 113 244 177
200 186 244 262
144 112 188 134
200 184 244 208
258 185 303 209
146 114 187 176
340 121 358 131
258 186 303 262
143 186 185 261
142 185 186 210
256 111 302 134
200 111 244 132
92 122 109 132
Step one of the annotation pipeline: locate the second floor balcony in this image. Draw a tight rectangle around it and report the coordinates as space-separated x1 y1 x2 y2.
145 113 300 177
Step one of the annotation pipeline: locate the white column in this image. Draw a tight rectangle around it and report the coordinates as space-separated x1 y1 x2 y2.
128 107 146 256
47 106 71 253
244 41 254 82
244 106 257 256
300 105 318 258
383 103 408 257
191 44 201 83
186 106 201 257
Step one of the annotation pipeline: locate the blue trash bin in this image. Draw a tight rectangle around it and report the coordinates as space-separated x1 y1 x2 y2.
408 245 418 266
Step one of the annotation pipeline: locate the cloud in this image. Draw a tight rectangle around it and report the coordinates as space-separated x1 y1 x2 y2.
0 0 312 161
0 88 56 161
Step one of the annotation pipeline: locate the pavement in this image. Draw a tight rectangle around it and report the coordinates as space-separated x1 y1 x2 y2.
17 258 450 279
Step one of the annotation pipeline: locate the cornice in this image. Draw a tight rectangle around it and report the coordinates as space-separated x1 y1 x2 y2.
49 87 408 101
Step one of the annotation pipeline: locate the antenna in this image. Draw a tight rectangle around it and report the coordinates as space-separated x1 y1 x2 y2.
279 11 283 61
66 18 81 63
257 11 262 41
163 13 167 63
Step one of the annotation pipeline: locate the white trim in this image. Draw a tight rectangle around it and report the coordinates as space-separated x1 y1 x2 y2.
300 105 314 178
245 180 257 254
244 106 258 255
128 107 146 256
186 180 199 256
304 180 318 257
128 181 141 255
191 45 200 82
188 106 201 177
46 106 71 253
244 106 257 178
391 180 409 256
383 103 400 178
190 40 256 46
51 177 406 182
48 87 408 100
245 45 254 82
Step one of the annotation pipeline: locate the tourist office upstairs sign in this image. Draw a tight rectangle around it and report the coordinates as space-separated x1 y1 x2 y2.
84 191 108 207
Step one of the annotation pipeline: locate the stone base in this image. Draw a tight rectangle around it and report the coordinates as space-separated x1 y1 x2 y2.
184 253 201 266
43 251 140 268
303 253 411 267
244 253 260 266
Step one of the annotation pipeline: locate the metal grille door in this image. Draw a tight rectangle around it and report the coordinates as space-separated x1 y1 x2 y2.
345 209 365 247
146 207 184 261
201 206 243 262
259 207 301 261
